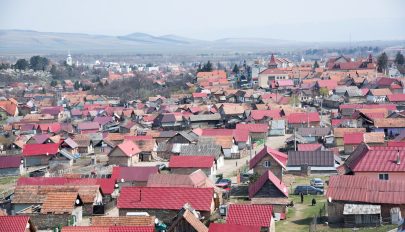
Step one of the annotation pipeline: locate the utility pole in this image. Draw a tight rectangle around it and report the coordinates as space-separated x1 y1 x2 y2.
294 128 297 151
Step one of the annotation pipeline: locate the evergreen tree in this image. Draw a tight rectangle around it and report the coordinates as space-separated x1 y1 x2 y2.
313 60 320 69
232 64 239 74
50 80 58 87
377 52 388 73
395 52 404 65
14 59 29 70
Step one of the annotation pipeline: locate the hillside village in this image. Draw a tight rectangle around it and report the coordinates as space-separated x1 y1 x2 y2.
0 51 405 232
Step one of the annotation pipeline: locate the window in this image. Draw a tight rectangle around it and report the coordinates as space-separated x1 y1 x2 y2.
264 161 271 168
379 173 389 180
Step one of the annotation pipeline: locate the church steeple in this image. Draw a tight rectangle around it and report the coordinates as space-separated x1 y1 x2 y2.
268 54 277 69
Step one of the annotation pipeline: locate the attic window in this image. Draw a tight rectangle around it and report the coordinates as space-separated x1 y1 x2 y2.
264 161 271 168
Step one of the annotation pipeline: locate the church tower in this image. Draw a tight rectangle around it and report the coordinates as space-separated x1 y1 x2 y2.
66 51 73 66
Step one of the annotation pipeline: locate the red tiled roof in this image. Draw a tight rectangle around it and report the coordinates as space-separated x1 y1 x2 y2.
250 110 281 121
208 223 261 232
259 69 287 75
192 92 208 98
111 166 158 182
227 204 273 228
116 140 141 156
22 143 59 156
236 124 268 133
233 129 249 142
62 226 155 232
249 146 287 169
343 132 364 145
287 112 320 124
201 129 234 136
0 155 22 169
387 93 405 102
352 147 405 172
387 141 405 147
169 156 214 168
317 80 337 90
117 186 213 211
249 171 288 198
327 175 405 204
0 216 31 232
297 144 322 151
78 122 100 130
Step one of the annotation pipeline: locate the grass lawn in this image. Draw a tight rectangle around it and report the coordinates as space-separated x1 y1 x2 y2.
276 175 397 232
0 176 18 193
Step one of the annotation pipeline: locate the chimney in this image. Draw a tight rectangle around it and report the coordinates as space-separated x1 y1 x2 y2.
396 150 401 165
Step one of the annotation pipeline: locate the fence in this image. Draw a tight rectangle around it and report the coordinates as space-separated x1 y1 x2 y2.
309 203 327 232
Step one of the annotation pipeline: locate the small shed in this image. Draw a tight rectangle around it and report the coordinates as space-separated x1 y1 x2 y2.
343 204 381 227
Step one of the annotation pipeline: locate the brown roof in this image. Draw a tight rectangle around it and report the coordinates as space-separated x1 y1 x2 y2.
369 88 392 96
12 185 100 204
363 132 385 144
41 192 77 214
373 118 405 128
91 216 155 226
333 128 366 138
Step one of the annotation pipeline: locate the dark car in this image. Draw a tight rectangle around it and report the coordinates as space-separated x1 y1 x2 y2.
215 178 232 191
293 185 324 195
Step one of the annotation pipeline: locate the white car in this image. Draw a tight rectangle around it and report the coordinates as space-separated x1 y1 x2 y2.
310 178 324 188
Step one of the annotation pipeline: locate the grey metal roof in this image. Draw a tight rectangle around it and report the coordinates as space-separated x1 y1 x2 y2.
297 127 331 137
287 151 335 167
189 113 221 122
180 143 223 159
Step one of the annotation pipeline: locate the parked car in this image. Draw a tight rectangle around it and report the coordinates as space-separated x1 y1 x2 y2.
310 178 324 188
293 185 324 195
215 178 232 191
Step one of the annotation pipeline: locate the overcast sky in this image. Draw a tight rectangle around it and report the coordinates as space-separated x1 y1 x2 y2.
1 0 404 41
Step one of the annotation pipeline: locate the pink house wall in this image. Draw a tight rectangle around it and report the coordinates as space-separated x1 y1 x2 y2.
355 172 405 181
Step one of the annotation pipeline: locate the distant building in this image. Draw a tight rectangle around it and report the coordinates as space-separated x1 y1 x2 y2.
66 52 73 66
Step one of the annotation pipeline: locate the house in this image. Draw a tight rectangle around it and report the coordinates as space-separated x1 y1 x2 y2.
387 93 405 109
180 143 224 168
119 121 137 134
0 155 24 176
12 186 87 229
192 92 208 103
343 132 385 154
338 144 405 181
209 223 261 232
169 156 216 176
323 95 344 108
236 124 268 142
249 170 289 214
297 127 331 143
0 98 19 117
249 110 283 124
333 128 366 148
0 215 36 232
287 112 320 130
117 186 215 224
188 113 222 129
112 166 159 187
227 204 275 232
327 175 405 226
258 69 289 89
249 146 288 180
124 135 157 161
77 122 100 134
287 151 338 174
269 120 286 136
22 143 60 167
366 88 392 103
167 204 209 232
371 118 405 138
108 140 141 166
147 169 215 189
